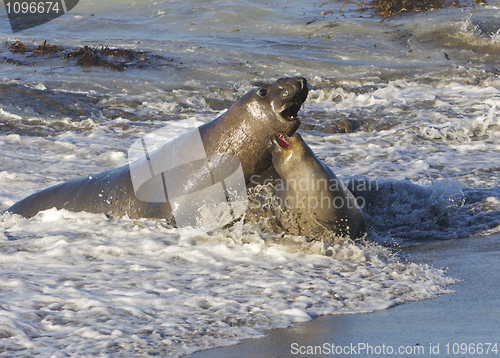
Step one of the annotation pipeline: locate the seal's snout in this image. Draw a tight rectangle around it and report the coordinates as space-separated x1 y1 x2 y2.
275 77 308 98
292 77 308 99
276 77 308 122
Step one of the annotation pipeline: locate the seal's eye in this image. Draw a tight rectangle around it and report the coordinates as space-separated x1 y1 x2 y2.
257 88 268 97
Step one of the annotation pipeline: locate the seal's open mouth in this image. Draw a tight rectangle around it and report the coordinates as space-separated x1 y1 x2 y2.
276 134 291 149
280 102 301 121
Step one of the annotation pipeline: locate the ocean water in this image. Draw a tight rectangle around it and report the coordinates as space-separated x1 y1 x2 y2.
1 0 500 356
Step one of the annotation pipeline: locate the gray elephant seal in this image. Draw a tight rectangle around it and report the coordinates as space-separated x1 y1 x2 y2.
8 77 308 219
270 133 365 241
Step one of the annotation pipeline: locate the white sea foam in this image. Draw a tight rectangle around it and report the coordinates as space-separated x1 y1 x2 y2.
2 72 499 356
0 209 456 357
304 80 500 188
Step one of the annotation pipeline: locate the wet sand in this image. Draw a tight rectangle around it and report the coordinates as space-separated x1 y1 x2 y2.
187 234 500 357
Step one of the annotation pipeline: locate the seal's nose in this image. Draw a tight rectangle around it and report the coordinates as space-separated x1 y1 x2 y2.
296 77 307 91
274 76 309 102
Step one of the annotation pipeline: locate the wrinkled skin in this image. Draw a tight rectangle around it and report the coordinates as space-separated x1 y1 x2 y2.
271 133 365 240
8 77 308 219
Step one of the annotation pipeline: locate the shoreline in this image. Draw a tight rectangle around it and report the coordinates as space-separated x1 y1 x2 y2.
187 233 500 357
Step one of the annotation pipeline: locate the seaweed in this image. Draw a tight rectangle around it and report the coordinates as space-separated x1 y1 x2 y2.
100 47 139 61
369 0 459 17
62 46 157 71
8 41 29 53
338 0 463 18
34 40 63 55
0 58 22 66
8 40 62 54
4 41 173 71
62 46 127 71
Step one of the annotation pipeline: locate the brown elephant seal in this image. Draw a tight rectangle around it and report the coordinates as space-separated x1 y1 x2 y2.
7 77 308 223
270 133 365 241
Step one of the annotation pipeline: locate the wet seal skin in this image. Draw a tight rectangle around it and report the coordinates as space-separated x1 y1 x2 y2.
7 77 308 221
270 133 365 242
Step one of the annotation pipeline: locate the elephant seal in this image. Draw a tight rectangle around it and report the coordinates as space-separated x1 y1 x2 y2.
270 133 365 241
8 77 308 220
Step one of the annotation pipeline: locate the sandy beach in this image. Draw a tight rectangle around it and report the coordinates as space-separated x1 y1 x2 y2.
187 233 500 357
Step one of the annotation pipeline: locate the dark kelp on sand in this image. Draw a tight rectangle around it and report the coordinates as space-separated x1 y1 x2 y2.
369 0 460 17
336 0 469 19
4 41 173 70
